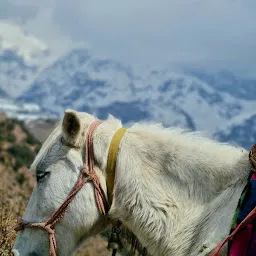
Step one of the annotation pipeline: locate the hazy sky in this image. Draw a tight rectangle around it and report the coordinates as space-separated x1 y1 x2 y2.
1 0 256 76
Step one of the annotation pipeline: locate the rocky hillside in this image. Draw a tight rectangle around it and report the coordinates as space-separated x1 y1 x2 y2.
0 113 40 254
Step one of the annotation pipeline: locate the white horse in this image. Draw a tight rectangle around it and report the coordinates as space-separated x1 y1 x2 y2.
13 109 250 256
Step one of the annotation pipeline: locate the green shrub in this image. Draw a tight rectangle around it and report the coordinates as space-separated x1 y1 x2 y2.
26 133 39 145
16 173 26 185
7 133 16 143
0 121 5 128
7 144 35 169
34 145 41 153
7 122 14 131
12 120 27 133
0 135 5 142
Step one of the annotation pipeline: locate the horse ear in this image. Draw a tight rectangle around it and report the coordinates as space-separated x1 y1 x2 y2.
62 109 82 146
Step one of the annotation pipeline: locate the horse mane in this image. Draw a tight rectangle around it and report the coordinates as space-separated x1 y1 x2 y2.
129 121 244 155
32 115 244 175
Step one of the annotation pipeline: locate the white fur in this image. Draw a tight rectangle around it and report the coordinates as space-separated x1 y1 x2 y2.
13 110 250 256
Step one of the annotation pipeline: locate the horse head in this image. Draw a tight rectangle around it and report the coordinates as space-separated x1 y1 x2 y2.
13 109 121 255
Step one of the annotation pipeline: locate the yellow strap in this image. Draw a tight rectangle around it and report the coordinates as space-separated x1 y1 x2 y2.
106 128 127 206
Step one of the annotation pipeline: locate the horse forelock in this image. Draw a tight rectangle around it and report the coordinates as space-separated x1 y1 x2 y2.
30 123 62 174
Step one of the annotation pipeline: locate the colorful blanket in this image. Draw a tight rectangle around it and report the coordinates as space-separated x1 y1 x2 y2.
228 171 256 256
212 145 256 256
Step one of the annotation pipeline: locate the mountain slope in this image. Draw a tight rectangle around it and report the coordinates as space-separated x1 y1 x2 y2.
188 70 256 100
215 113 256 149
19 49 256 143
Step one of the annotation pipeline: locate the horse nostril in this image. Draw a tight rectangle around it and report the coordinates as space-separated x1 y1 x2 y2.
27 252 39 256
11 250 19 256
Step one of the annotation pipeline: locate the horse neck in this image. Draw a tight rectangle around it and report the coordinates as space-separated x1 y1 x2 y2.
94 124 250 255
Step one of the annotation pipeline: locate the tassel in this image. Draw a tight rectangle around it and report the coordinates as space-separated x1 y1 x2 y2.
112 249 117 256
108 226 122 252
118 225 148 256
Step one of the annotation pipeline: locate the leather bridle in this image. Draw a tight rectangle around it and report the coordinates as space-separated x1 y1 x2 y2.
15 121 111 256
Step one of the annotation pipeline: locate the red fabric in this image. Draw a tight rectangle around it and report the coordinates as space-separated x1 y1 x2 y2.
229 225 252 256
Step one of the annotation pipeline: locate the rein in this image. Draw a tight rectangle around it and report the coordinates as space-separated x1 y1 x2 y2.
15 121 113 256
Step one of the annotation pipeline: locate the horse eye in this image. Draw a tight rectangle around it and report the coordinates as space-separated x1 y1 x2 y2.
36 172 50 182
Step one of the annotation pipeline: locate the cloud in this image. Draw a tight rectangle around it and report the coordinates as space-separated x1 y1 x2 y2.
1 0 256 76
0 2 37 23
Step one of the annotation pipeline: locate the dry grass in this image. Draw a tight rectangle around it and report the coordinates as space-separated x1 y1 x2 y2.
0 162 33 255
0 184 27 255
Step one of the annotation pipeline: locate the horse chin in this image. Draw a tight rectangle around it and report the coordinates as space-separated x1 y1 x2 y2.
12 249 41 256
11 249 20 256
12 230 49 256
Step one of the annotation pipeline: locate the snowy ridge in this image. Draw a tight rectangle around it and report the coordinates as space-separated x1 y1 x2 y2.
0 98 57 121
0 22 255 149
19 48 256 150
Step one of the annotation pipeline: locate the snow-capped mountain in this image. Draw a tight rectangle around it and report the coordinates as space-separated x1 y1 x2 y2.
215 114 256 149
0 21 255 149
188 70 256 100
0 22 50 97
0 97 57 121
18 47 256 149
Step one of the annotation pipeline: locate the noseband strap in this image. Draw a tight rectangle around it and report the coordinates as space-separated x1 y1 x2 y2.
15 121 109 256
15 221 57 255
